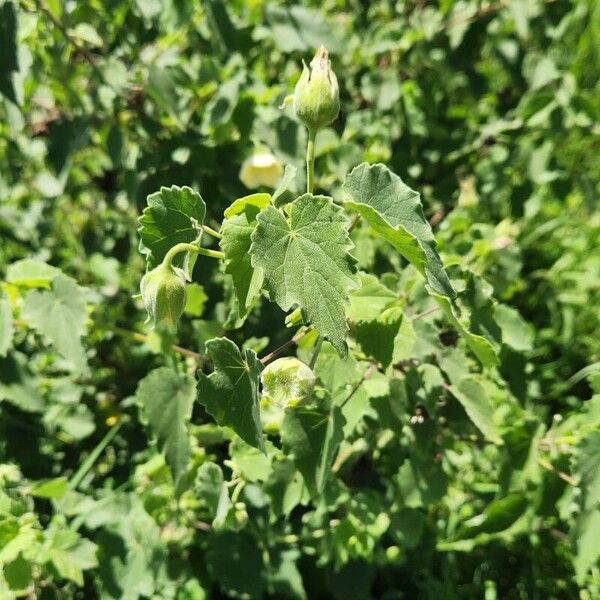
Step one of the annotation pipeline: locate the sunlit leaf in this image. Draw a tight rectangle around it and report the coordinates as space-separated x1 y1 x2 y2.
197 337 264 452
250 194 358 356
136 367 196 484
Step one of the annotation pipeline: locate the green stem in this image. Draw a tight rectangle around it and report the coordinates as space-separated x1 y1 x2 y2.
69 422 123 490
202 224 223 240
306 128 317 194
231 480 246 504
308 335 323 370
196 247 225 260
163 242 224 268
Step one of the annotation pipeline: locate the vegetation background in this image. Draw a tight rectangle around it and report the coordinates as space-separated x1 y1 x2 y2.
1 0 599 598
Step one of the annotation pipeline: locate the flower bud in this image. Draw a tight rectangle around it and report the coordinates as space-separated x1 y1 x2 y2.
294 45 340 132
261 357 316 408
140 263 186 328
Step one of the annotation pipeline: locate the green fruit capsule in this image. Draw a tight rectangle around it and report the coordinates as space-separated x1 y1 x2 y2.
294 45 340 132
140 263 187 328
261 357 316 409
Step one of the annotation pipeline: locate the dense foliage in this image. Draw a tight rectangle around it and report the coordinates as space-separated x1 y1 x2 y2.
1 0 600 598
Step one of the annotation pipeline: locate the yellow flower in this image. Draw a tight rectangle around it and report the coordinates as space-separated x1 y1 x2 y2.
239 152 284 189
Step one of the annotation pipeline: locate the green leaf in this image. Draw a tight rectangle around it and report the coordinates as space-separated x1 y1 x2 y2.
0 293 13 357
280 406 346 495
184 282 208 317
221 194 270 317
396 455 447 508
454 493 528 540
578 430 600 511
80 494 168 596
494 304 534 352
203 70 245 131
0 1 19 105
229 436 274 482
573 507 600 584
136 367 196 483
205 0 244 54
346 272 396 323
43 528 97 587
195 462 231 523
434 293 499 368
264 457 304 517
206 532 265 598
250 194 358 357
4 553 32 591
265 5 343 53
353 306 415 370
0 353 44 412
138 185 206 277
270 548 307 600
272 165 298 207
6 258 63 288
71 23 103 47
197 337 264 452
147 66 180 118
448 376 502 444
21 276 88 372
223 192 270 219
342 162 455 299
30 477 69 499
315 341 362 395
405 364 445 417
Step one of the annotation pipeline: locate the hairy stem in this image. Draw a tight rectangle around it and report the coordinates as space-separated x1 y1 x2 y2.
202 224 223 240
306 128 317 194
163 242 224 268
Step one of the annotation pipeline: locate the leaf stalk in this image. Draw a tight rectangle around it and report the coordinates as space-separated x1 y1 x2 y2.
163 243 224 268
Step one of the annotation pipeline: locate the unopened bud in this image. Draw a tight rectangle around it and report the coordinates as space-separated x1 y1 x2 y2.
261 357 316 408
294 46 340 132
140 263 186 328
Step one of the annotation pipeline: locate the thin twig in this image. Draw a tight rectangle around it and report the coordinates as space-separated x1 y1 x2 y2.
170 343 205 362
549 528 569 542
412 306 440 321
537 457 577 487
260 328 310 365
537 435 578 448
339 363 378 409
348 215 361 233
34 0 98 64
308 335 323 370
428 208 445 227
